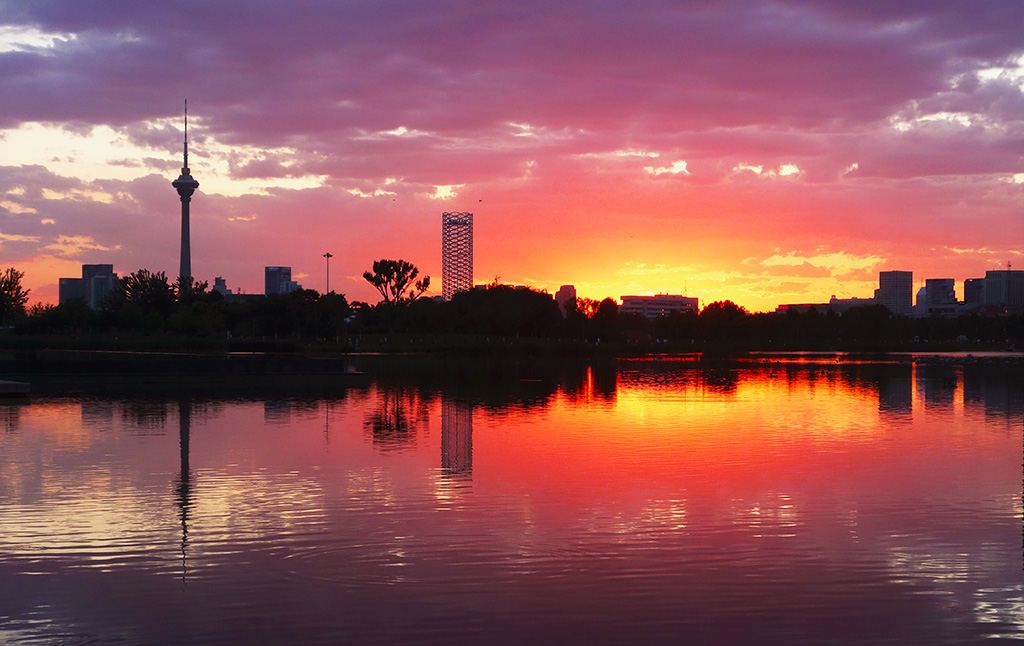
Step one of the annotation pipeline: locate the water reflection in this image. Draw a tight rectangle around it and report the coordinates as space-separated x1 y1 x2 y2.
441 399 472 480
0 358 1021 645
81 401 114 428
176 399 192 583
120 399 168 432
364 387 429 450
1 404 19 433
878 364 913 418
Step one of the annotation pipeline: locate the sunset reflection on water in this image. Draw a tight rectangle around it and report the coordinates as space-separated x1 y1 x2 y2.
0 358 1021 645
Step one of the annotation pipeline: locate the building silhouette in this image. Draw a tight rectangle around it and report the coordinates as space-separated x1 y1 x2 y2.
555 285 576 316
58 263 119 309
983 270 1024 312
917 278 959 317
874 270 913 316
265 266 301 295
620 294 698 318
213 276 232 296
171 101 199 282
441 212 473 300
964 277 986 309
776 295 873 314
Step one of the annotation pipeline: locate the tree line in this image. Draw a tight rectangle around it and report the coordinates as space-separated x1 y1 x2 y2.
1 263 1021 352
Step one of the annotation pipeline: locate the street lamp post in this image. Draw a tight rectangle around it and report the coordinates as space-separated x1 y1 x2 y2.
323 252 333 294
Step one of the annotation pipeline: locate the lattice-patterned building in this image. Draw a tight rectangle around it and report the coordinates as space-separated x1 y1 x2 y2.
442 212 473 300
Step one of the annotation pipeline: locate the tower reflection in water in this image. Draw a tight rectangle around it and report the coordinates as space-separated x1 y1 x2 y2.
441 399 472 480
176 399 193 583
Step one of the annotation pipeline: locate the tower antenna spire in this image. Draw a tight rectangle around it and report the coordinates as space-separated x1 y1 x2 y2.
183 99 189 172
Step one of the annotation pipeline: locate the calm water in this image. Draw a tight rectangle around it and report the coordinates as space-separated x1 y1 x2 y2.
1 358 1021 645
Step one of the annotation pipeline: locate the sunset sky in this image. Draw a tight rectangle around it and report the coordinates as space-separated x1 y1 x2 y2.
1 1 1021 312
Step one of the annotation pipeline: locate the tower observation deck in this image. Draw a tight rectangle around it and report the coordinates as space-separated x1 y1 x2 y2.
442 212 473 300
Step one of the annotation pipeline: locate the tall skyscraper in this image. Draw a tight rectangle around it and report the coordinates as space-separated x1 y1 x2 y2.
874 270 913 316
171 101 199 283
441 211 473 300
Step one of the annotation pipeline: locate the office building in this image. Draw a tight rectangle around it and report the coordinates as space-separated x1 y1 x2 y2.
441 212 473 300
964 278 985 309
917 278 959 317
874 270 913 316
620 294 698 318
58 263 120 310
983 270 1024 312
265 266 301 295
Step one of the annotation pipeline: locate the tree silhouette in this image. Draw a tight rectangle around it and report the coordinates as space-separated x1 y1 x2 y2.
0 267 30 325
173 276 210 304
362 259 430 304
108 269 176 313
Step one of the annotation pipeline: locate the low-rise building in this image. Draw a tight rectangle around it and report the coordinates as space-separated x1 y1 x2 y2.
620 294 698 318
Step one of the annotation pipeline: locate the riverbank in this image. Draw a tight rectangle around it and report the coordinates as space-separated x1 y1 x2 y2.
0 346 1020 382
2 329 1019 361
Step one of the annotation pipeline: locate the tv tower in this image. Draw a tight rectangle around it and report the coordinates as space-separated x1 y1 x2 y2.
171 100 200 282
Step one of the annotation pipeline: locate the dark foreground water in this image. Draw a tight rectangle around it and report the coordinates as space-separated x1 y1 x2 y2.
1 357 1022 645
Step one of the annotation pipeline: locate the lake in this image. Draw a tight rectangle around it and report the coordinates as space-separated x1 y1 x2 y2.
1 356 1021 645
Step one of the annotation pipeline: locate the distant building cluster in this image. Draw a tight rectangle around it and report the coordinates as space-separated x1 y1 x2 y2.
777 269 1023 317
56 263 301 307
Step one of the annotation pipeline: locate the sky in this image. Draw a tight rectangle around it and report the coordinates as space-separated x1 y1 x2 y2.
0 0 1021 312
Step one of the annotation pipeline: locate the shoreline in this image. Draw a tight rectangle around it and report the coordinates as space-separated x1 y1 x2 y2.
0 347 1020 378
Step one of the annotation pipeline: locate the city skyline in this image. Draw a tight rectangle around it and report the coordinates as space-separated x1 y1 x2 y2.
0 2 1022 312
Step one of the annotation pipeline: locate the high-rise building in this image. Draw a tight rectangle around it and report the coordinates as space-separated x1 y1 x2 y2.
983 270 1024 312
265 266 300 295
964 277 985 309
441 212 473 300
874 270 913 316
171 101 199 282
58 263 119 309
